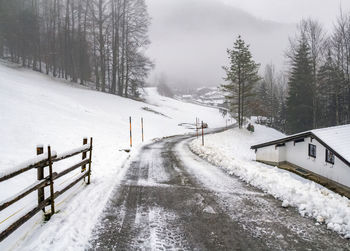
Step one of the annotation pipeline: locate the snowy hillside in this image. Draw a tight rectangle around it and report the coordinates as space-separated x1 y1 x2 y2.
0 62 226 250
190 125 350 238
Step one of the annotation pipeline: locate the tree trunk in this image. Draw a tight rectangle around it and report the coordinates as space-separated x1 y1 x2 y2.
98 0 105 92
111 0 119 94
124 20 129 97
119 0 126 96
64 0 70 80
70 0 77 82
238 65 242 128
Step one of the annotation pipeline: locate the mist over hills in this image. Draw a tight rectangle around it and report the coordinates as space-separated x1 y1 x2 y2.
147 0 296 87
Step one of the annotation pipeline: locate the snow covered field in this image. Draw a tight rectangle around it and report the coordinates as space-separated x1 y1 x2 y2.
0 62 227 250
190 125 350 238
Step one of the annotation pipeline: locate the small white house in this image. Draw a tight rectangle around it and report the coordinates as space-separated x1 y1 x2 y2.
251 124 350 189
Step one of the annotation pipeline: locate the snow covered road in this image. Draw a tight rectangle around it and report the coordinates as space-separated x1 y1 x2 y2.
88 134 350 250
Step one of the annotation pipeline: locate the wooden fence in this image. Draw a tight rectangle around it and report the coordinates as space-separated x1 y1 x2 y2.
0 137 93 242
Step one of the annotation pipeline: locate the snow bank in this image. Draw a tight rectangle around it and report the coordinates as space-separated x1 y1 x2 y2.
190 125 350 238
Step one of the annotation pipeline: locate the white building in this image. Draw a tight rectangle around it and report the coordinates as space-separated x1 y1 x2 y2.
251 125 350 189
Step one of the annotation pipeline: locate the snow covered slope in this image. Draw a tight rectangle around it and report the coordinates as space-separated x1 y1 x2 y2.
190 125 350 238
0 62 226 250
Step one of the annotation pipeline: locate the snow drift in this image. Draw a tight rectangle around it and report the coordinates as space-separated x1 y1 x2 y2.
190 125 350 238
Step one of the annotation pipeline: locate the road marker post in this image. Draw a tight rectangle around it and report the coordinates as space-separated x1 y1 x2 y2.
129 116 132 148
141 117 144 142
201 121 204 146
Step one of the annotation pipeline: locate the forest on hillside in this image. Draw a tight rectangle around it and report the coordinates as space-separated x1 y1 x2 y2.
222 14 350 134
1 1 349 134
0 0 153 97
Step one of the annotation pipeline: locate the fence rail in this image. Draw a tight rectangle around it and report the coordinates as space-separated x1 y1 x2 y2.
0 137 93 242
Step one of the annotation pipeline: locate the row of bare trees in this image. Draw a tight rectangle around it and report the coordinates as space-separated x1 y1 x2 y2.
0 0 152 97
256 64 288 132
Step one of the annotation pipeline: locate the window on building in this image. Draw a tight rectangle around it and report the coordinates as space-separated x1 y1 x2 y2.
308 144 316 158
325 149 335 164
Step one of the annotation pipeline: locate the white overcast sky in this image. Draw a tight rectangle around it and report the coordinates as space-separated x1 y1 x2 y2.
145 0 350 87
221 0 350 29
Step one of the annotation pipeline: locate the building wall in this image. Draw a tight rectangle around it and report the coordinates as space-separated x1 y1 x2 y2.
278 145 286 163
256 145 280 164
284 137 350 188
256 137 350 188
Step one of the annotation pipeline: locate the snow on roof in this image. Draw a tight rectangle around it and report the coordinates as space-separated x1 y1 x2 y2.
251 124 350 166
311 124 350 164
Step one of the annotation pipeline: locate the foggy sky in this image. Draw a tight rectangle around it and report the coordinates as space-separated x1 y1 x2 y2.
222 0 350 28
145 0 350 88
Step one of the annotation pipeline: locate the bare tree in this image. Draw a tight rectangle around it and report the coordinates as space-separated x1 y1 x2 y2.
0 0 152 97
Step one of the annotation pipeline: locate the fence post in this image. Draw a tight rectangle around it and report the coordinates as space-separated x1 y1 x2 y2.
87 137 93 185
201 121 204 146
36 145 45 213
82 138 88 173
141 117 144 142
47 146 55 215
129 116 132 148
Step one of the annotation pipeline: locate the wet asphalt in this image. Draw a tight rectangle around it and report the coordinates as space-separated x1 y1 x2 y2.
88 134 350 250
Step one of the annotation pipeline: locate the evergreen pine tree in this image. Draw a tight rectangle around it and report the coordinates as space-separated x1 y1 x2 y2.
257 80 269 118
286 37 314 134
221 35 260 128
278 98 287 132
317 49 344 127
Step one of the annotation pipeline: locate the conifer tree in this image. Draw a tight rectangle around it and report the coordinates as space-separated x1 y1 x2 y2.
257 80 269 117
221 36 260 128
317 49 344 126
286 37 314 134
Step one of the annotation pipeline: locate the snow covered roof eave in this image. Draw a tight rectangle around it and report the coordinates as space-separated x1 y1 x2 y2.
251 131 350 168
251 132 311 150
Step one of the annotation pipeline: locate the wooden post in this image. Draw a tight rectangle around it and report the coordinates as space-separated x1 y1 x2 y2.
141 117 144 142
47 146 55 215
201 121 204 146
36 145 45 212
82 138 87 172
87 137 93 185
129 116 132 148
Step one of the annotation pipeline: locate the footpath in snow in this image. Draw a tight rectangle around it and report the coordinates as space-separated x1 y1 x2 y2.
190 124 350 238
0 62 227 250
